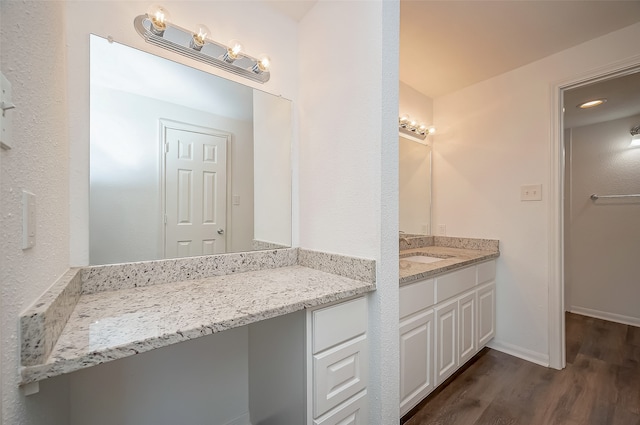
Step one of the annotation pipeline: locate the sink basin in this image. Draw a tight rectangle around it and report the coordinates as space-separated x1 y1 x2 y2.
402 255 445 264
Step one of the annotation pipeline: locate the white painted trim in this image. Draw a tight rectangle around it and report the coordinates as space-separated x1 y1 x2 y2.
548 54 640 371
487 340 549 367
569 307 640 328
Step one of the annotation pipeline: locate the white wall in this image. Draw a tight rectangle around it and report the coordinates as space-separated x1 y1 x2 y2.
90 86 254 264
565 113 640 325
66 0 300 266
432 22 640 365
0 2 71 424
298 0 400 422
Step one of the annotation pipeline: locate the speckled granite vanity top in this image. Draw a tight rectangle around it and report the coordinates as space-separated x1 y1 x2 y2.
399 236 499 285
20 248 375 385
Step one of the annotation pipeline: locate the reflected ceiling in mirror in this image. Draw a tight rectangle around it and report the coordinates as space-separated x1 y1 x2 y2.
89 35 292 265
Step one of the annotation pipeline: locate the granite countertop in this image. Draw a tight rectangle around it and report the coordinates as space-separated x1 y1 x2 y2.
399 236 500 285
20 249 376 385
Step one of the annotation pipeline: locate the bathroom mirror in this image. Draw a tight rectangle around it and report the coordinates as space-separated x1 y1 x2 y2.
399 135 432 235
89 35 292 265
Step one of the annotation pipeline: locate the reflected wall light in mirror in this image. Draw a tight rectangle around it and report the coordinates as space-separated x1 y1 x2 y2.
399 114 435 144
134 5 271 83
630 125 640 147
89 35 291 266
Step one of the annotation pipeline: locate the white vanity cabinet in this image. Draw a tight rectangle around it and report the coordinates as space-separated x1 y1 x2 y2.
399 260 496 417
307 296 369 425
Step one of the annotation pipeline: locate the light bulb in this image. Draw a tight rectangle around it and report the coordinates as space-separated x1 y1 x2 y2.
428 127 436 134
223 39 244 63
190 24 210 51
252 54 271 74
409 120 417 130
146 5 171 36
418 124 428 132
399 115 410 127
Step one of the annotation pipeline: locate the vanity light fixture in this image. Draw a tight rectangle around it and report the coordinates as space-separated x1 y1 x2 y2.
399 114 435 140
630 125 640 147
577 98 607 109
134 6 271 83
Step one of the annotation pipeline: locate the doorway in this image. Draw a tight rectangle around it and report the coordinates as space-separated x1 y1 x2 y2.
549 60 640 369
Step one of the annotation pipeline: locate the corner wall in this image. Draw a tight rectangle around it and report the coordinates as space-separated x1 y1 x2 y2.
432 22 640 364
0 2 71 424
298 0 400 422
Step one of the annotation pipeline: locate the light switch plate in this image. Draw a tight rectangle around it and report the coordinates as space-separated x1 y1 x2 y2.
1 72 14 150
22 190 36 249
521 184 542 201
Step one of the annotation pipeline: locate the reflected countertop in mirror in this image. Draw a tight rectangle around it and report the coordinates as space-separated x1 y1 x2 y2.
89 35 292 265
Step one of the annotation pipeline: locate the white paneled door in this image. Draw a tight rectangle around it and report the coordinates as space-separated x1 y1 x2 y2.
164 127 228 258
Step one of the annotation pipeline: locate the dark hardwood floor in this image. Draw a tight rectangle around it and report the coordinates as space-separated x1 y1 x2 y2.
403 313 640 425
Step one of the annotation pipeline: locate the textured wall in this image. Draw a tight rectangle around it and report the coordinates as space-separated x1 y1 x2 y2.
433 22 640 365
299 0 400 422
0 1 71 424
566 114 640 324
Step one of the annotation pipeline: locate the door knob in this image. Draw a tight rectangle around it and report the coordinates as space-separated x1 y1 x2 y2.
217 228 224 235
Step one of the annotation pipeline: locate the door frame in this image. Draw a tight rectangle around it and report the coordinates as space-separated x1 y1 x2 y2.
548 54 640 369
158 119 232 257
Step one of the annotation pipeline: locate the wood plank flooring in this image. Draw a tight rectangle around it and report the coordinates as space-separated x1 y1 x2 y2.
403 313 640 425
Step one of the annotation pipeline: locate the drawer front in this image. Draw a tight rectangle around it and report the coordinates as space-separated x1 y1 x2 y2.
313 390 368 425
477 260 496 285
313 297 367 354
399 278 435 320
314 335 368 418
435 266 476 303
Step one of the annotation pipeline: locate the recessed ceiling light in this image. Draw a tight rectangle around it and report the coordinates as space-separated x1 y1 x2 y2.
577 99 607 109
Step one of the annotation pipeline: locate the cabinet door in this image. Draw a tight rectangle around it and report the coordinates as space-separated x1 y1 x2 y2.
477 282 496 348
458 291 477 364
314 390 368 425
435 298 458 385
399 309 434 416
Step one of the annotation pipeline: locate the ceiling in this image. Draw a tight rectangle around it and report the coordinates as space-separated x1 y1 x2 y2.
267 1 640 101
563 70 640 129
400 0 640 99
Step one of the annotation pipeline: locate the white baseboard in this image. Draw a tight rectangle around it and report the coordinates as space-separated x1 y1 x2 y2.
569 306 640 327
223 412 251 425
487 339 550 367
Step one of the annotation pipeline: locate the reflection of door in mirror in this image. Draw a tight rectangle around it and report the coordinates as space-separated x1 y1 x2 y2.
163 123 229 258
399 136 432 235
89 35 291 265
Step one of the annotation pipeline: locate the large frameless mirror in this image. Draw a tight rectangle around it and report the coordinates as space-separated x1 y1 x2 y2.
89 35 292 265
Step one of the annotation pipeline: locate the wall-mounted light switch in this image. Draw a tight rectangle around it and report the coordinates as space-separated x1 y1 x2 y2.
521 184 542 201
1 72 15 150
22 190 36 250
233 195 240 206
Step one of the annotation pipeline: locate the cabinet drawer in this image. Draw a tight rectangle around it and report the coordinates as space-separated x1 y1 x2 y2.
477 260 496 285
314 335 368 418
400 278 435 320
313 297 367 354
435 266 476 303
314 390 368 425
